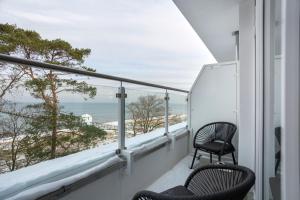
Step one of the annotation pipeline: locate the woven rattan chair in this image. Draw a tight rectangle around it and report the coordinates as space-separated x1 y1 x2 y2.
190 122 237 169
132 164 255 200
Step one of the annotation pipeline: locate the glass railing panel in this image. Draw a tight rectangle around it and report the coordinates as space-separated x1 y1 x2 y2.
124 85 166 149
0 63 118 174
168 92 188 131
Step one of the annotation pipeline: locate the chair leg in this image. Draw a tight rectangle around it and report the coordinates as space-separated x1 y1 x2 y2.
275 159 280 174
210 153 212 163
190 149 198 169
232 152 237 165
218 155 221 162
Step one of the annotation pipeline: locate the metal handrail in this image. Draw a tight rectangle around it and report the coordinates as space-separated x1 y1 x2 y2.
0 54 189 93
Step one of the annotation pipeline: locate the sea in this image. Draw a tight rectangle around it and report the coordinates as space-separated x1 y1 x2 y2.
62 102 187 123
5 102 187 124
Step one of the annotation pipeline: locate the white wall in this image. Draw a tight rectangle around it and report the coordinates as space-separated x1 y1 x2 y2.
189 62 238 159
60 134 189 200
238 0 256 170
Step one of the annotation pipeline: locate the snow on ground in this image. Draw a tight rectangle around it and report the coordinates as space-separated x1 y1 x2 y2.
0 122 187 200
126 122 187 149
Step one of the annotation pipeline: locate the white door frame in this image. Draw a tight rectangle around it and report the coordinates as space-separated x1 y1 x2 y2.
257 0 300 199
255 0 264 200
262 0 277 199
281 0 300 199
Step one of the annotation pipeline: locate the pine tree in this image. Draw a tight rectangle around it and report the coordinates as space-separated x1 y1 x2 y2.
0 23 106 166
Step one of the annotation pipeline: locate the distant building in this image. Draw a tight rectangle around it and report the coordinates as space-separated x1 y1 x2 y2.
81 114 93 125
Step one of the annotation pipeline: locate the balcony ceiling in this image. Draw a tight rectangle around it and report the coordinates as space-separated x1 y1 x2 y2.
173 0 241 62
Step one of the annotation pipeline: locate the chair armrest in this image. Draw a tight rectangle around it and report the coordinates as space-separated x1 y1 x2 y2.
132 190 198 200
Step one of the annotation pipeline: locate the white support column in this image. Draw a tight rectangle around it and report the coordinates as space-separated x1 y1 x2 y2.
238 0 256 171
164 91 169 135
282 0 300 199
116 86 126 153
255 0 264 200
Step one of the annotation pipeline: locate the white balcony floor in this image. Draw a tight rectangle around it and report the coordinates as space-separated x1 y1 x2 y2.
146 155 211 192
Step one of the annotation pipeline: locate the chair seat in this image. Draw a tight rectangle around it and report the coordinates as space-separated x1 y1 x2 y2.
161 185 194 196
196 141 235 154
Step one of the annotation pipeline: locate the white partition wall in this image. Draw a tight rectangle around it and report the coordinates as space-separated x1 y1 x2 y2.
189 62 238 159
239 0 256 172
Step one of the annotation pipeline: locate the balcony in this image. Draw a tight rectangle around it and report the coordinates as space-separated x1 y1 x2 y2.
2 0 299 198
0 1 261 199
0 53 245 200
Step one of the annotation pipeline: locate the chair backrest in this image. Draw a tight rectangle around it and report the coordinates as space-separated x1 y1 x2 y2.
193 122 237 146
185 164 255 200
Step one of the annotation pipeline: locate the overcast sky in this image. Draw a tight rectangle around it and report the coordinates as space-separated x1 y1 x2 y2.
0 0 216 92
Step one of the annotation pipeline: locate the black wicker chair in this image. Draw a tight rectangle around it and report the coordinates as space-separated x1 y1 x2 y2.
132 164 255 200
190 122 237 169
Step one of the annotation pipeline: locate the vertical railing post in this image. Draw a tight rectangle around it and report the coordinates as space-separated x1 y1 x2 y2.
232 30 239 60
116 84 126 153
186 95 189 129
164 90 169 135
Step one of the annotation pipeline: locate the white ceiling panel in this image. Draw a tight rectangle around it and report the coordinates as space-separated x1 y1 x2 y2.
173 0 240 62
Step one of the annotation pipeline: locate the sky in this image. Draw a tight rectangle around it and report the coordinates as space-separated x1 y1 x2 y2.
0 0 216 94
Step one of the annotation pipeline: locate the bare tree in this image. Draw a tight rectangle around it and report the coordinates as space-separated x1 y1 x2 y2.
127 95 165 136
0 64 25 110
0 104 27 171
